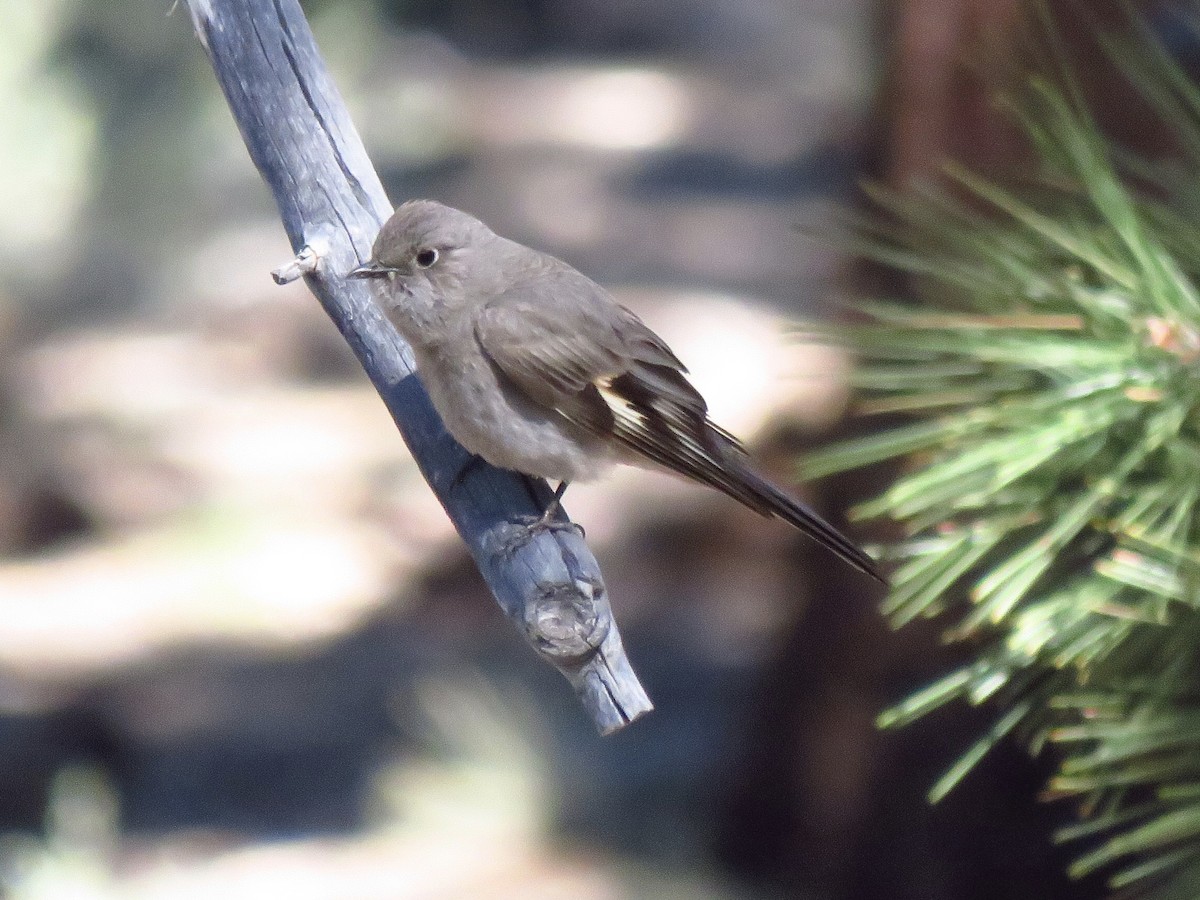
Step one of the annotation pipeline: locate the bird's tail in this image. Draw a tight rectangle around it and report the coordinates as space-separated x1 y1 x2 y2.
594 358 884 581
717 452 885 584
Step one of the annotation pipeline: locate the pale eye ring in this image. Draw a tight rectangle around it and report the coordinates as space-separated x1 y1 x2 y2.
415 247 439 268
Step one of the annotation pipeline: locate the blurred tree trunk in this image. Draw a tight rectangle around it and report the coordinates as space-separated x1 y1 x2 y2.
886 0 1025 184
883 0 1167 185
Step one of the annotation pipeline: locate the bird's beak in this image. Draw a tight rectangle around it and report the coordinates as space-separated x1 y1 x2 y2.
347 260 395 280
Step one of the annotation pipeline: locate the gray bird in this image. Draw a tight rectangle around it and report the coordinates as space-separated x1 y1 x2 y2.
349 200 882 581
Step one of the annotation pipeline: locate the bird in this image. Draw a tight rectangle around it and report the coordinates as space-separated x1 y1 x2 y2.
348 200 883 582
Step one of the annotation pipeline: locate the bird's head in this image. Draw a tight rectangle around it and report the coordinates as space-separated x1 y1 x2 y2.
349 199 494 335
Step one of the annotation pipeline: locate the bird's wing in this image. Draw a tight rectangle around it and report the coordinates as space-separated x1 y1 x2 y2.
473 276 627 411
473 266 753 486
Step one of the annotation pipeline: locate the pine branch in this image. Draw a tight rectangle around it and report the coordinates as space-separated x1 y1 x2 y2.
805 7 1200 895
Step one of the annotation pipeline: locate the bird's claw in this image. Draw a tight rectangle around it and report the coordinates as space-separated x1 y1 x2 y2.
498 511 586 557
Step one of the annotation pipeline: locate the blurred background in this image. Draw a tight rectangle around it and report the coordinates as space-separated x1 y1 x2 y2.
0 0 1124 897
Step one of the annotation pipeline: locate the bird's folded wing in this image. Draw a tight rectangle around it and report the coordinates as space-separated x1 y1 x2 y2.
473 279 626 408
473 275 758 493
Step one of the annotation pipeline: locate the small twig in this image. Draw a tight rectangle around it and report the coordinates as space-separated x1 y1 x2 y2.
271 244 322 285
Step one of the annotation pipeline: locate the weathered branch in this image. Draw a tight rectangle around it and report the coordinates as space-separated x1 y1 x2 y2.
183 0 651 732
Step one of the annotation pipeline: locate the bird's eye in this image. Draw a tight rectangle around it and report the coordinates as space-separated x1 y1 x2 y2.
415 248 439 268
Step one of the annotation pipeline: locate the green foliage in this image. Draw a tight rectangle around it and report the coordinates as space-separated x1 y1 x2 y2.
803 11 1200 897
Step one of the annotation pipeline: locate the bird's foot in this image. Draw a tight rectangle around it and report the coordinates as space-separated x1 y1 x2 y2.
498 503 586 557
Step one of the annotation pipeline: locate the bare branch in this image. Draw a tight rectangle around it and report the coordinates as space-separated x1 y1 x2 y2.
182 0 651 733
